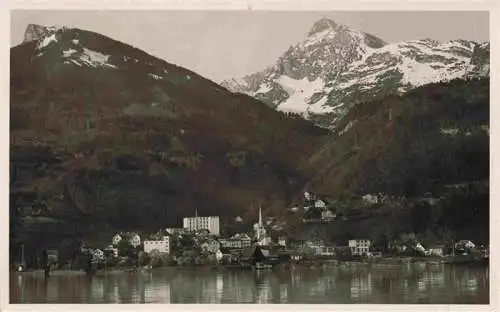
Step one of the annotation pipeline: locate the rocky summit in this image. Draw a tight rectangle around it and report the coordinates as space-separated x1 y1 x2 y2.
221 19 490 128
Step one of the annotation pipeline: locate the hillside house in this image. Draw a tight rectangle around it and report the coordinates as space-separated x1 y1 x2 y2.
321 210 336 221
314 199 327 209
348 239 372 256
277 236 287 247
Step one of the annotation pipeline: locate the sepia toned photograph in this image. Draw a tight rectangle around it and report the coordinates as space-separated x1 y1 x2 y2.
8 7 490 305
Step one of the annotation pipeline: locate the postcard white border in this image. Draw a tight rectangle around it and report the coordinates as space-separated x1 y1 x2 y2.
1 1 498 312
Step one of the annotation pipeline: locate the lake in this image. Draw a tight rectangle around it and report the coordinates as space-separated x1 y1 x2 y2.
10 263 489 304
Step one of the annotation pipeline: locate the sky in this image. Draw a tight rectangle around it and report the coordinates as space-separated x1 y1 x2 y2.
11 10 489 82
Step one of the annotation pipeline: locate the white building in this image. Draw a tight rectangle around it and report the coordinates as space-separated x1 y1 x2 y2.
215 249 224 262
348 239 372 256
278 236 287 247
219 233 252 249
314 200 326 209
183 213 220 236
129 233 141 248
112 234 122 246
143 236 171 254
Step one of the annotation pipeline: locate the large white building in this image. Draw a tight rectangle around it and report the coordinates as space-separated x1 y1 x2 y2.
143 236 171 254
348 239 372 256
183 212 220 236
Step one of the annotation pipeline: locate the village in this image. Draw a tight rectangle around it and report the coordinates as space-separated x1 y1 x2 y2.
26 190 486 275
14 190 490 274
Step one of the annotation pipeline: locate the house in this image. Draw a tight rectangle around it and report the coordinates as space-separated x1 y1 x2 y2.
219 247 239 264
301 240 326 256
321 210 336 221
277 236 287 247
414 242 426 254
112 234 122 246
455 240 476 250
318 246 335 257
348 239 372 256
165 228 185 235
362 194 379 205
256 235 272 247
218 233 252 249
215 249 224 262
104 245 118 258
195 229 211 237
129 233 141 248
426 245 445 257
314 199 326 209
143 236 170 254
200 239 221 254
369 248 383 258
290 252 303 262
91 249 105 261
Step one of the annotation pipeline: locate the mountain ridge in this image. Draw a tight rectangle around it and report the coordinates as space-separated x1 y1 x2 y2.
221 18 490 127
10 24 329 251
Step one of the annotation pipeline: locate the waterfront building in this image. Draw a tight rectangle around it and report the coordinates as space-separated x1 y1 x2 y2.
348 239 372 256
183 211 220 236
143 236 171 254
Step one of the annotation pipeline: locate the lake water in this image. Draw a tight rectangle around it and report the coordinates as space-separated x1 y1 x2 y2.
10 264 489 304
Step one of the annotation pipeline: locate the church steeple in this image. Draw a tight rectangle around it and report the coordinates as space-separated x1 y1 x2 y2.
258 205 263 227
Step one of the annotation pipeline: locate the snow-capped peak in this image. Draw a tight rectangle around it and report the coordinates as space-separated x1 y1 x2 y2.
221 18 489 128
23 24 65 43
307 18 342 36
22 24 120 70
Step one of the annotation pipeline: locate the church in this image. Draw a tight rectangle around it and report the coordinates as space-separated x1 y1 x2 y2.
253 206 272 246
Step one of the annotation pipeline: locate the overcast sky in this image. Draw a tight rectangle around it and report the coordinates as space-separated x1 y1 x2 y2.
11 10 489 81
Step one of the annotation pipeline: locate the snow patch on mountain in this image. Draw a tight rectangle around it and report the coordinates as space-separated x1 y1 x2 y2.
78 48 116 68
222 19 489 127
62 48 78 57
276 76 333 114
37 34 58 49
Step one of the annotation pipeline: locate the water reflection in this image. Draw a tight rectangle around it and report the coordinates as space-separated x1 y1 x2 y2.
10 264 489 304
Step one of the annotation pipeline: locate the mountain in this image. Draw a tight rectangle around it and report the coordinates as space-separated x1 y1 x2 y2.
298 78 489 244
221 18 490 127
10 24 329 255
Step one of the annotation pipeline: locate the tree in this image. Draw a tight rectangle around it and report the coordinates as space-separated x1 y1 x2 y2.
58 238 81 266
117 240 134 258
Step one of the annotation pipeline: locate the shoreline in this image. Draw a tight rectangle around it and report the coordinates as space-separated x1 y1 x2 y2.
12 256 487 275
